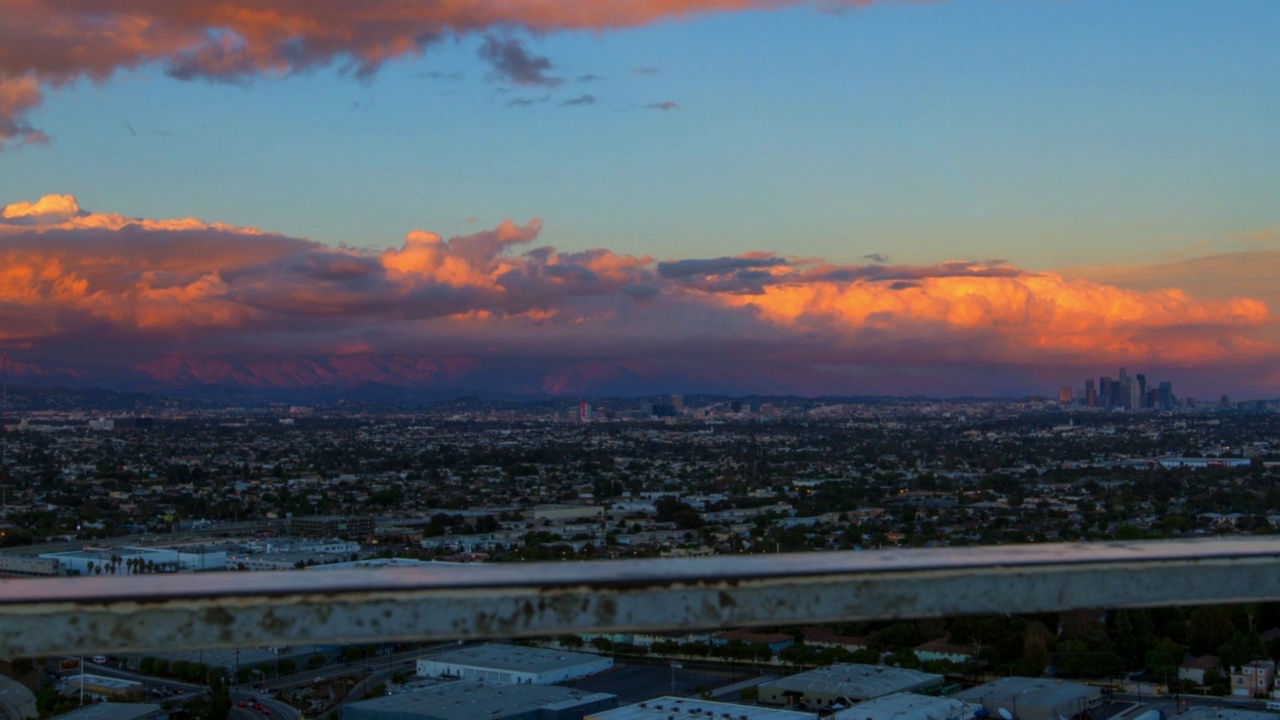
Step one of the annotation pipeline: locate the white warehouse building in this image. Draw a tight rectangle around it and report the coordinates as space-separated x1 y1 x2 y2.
416 644 612 685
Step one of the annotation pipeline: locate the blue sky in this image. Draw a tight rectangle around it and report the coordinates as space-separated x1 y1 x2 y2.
3 0 1276 269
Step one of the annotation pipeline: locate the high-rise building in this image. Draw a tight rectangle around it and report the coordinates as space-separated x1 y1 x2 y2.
1059 386 1073 404
1099 377 1112 409
1159 381 1173 411
1085 379 1097 407
670 394 684 412
579 402 593 422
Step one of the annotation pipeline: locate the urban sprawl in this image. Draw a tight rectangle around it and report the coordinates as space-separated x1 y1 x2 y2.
1 383 1280 720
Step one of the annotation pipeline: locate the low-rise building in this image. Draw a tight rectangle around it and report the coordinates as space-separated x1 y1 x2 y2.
60 674 146 701
587 696 810 720
416 644 613 685
953 677 1103 720
1231 660 1276 698
833 693 984 720
341 680 614 720
758 664 943 710
1178 655 1221 685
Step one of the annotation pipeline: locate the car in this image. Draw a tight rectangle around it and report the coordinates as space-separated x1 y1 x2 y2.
262 710 271 715
238 702 247 707
91 655 107 664
253 703 263 710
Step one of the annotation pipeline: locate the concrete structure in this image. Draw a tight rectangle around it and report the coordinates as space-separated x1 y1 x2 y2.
953 677 1103 720
416 644 613 684
341 680 614 720
588 696 810 720
0 554 62 576
60 674 146 701
1231 660 1276 698
50 704 165 720
833 693 984 720
758 665 944 709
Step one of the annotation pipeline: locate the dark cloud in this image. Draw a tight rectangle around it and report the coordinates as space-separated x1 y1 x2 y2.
576 74 604 82
862 253 888 263
477 36 561 87
507 95 550 107
657 256 788 279
645 101 679 111
633 67 661 75
560 94 596 106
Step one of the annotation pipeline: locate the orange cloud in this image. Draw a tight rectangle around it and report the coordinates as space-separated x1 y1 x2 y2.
0 0 887 148
718 272 1272 366
0 193 1276 397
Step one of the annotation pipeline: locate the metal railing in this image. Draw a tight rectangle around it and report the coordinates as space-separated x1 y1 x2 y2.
2 537 1279 657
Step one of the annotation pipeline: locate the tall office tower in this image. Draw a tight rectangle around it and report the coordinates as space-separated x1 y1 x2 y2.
1085 379 1097 407
1117 369 1133 410
670 394 684 412
1060 386 1073 404
1099 377 1112 409
1159 381 1173 411
579 402 593 422
1136 374 1148 409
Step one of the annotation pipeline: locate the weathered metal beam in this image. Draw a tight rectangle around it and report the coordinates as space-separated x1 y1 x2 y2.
2 537 1279 657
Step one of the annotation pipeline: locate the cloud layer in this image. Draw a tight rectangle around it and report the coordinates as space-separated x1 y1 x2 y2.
0 0 898 148
1 194 1276 397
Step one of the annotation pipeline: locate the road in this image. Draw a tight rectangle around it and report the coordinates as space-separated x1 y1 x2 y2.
232 690 300 720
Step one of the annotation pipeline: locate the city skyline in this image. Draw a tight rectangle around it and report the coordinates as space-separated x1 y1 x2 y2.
1 1 1277 400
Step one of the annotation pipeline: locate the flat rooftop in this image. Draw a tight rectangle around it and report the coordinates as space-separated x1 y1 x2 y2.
761 664 943 700
423 643 606 673
953 676 1101 709
345 679 614 720
833 692 982 720
591 696 810 720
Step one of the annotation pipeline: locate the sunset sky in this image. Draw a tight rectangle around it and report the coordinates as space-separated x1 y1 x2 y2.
1 0 1277 399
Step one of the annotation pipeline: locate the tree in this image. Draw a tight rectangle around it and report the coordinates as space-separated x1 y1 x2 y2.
1146 637 1184 680
558 635 585 649
1189 606 1236 656
590 637 613 653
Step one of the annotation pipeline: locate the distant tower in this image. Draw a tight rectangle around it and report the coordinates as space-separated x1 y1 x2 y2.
579 402 594 422
1085 379 1097 407
670 394 684 413
1059 386 1073 404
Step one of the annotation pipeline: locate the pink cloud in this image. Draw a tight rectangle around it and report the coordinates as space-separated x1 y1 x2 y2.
0 0 891 149
0 193 1276 397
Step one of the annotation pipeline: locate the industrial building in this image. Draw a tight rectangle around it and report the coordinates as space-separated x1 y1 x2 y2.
758 664 943 709
587 696 811 720
953 677 1103 720
832 693 984 720
51 704 165 720
340 680 615 720
416 644 613 684
59 674 146 701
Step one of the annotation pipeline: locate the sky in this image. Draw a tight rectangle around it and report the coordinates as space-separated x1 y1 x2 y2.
0 0 1278 400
